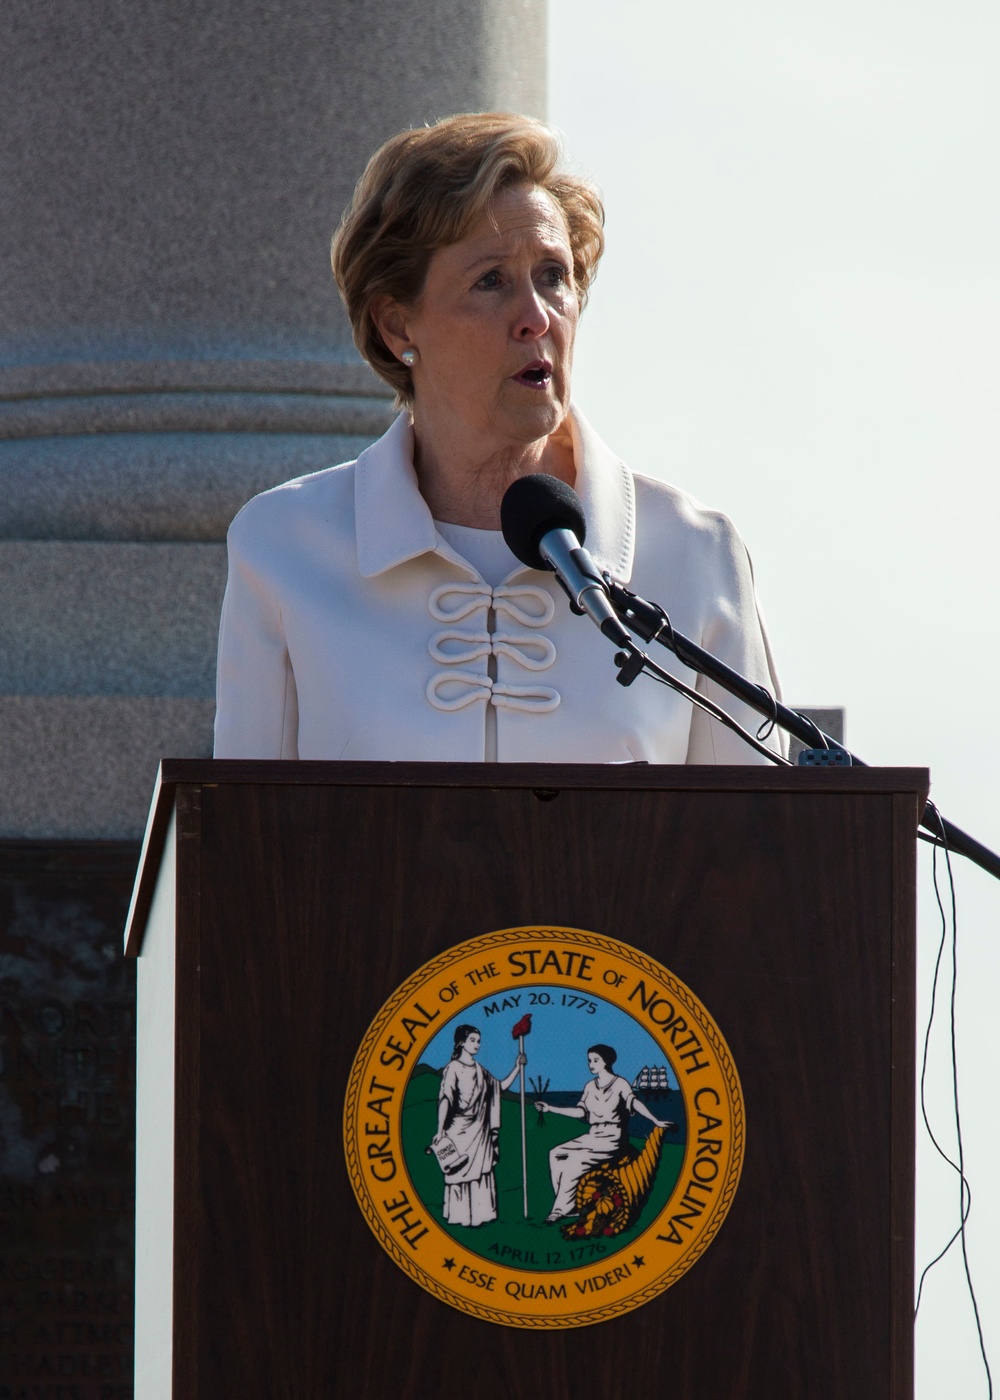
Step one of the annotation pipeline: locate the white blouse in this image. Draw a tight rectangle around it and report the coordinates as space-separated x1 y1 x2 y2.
214 406 785 765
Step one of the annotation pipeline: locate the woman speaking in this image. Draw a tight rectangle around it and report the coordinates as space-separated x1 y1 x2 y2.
214 113 783 764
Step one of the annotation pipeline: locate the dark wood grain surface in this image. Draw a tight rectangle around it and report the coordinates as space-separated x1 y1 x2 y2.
158 766 925 1399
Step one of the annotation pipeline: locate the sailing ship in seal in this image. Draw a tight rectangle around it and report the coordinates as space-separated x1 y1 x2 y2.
632 1064 674 1098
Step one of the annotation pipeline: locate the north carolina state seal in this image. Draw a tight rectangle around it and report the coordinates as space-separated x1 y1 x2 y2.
343 926 744 1328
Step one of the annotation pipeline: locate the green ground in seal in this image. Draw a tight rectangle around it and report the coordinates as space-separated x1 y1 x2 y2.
402 1069 686 1272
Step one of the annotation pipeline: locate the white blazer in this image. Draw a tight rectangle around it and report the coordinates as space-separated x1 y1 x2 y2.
214 406 784 764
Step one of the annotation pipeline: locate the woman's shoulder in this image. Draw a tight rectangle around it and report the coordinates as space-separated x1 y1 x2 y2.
227 458 359 545
631 470 744 547
628 470 757 602
227 411 410 550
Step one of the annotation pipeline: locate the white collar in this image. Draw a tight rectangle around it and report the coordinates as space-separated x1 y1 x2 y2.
354 404 635 583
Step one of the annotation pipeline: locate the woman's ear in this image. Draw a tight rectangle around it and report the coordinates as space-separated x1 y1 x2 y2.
371 295 410 361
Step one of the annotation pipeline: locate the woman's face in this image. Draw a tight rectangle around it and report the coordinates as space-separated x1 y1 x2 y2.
462 1031 482 1056
587 1051 606 1075
382 183 579 454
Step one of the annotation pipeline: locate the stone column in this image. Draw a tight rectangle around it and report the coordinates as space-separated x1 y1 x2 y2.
0 0 546 840
0 7 544 1393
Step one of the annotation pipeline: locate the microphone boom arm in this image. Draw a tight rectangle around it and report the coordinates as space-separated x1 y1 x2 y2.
603 575 1000 883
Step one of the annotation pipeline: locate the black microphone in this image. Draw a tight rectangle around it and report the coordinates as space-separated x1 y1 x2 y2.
500 474 633 648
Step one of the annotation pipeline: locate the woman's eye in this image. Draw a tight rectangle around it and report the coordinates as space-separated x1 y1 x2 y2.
541 264 570 288
476 269 503 290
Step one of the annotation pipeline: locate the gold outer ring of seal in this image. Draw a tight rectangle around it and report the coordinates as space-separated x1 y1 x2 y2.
343 926 744 1329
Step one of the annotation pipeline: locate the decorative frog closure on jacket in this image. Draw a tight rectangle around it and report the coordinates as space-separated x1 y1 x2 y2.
425 581 560 713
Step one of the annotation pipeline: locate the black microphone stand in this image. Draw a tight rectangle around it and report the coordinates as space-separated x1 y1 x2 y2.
602 574 1000 883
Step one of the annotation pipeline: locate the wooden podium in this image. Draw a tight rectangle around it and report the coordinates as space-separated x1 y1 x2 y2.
125 760 927 1400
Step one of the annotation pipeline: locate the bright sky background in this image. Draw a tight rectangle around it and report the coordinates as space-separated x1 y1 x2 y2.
549 2 1000 1392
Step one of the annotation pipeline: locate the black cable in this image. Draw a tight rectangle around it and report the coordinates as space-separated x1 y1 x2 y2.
752 681 779 745
914 803 992 1397
940 810 994 1399
915 812 967 1315
633 648 792 767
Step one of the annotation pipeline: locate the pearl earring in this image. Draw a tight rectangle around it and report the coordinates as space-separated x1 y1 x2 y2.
401 348 418 367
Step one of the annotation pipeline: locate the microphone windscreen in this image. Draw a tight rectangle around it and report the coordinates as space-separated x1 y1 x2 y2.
500 474 587 570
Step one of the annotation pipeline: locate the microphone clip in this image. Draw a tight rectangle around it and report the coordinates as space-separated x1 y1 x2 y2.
613 646 647 688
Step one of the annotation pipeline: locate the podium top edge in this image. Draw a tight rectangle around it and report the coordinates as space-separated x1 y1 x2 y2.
123 759 930 958
154 757 930 793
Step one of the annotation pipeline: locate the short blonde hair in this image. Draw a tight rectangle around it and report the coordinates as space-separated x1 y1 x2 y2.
331 113 605 405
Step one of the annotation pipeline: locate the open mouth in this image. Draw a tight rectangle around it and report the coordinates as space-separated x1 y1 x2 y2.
513 361 552 389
